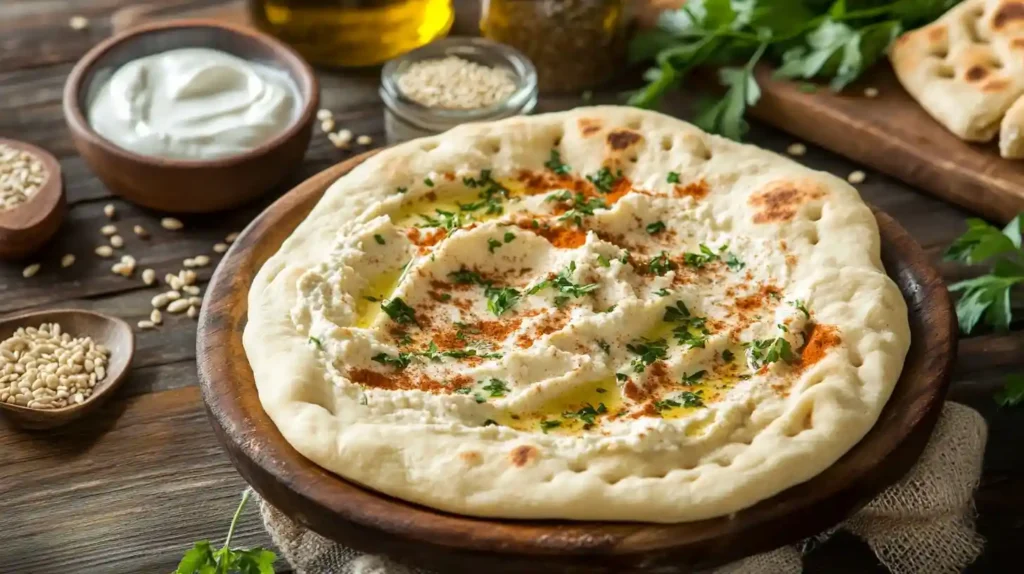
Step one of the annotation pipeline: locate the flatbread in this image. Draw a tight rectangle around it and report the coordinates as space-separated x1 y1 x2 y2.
244 106 910 523
890 0 1024 156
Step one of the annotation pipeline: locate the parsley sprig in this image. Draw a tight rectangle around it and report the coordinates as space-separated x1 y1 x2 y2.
945 214 1024 405
629 0 957 140
175 489 276 574
546 190 608 226
746 332 796 369
627 337 669 373
528 261 599 306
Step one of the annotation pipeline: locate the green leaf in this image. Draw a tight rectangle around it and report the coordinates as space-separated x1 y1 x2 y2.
995 374 1024 407
176 542 215 574
694 43 766 140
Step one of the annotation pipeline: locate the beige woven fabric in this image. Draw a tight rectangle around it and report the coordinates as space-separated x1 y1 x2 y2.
259 402 986 574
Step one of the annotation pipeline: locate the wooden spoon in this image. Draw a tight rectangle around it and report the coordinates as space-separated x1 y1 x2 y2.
0 138 65 261
0 310 134 429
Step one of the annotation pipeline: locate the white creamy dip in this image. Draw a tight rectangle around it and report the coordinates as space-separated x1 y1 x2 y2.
88 48 298 160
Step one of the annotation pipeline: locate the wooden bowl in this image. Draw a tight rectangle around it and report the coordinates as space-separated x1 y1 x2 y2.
197 154 955 573
0 139 65 260
0 310 135 430
62 19 319 214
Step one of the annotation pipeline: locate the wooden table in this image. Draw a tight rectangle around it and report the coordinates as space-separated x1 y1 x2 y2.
0 2 1021 573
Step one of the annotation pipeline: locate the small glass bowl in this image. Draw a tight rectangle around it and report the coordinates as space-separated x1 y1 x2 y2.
379 37 538 144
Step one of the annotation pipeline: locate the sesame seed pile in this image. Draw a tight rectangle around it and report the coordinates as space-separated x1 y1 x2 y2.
0 143 47 212
0 323 110 409
397 56 517 110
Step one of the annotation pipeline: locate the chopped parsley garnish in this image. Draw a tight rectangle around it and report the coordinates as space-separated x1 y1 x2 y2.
503 231 516 243
528 261 598 305
563 402 608 427
646 221 667 235
483 419 498 426
364 295 380 302
663 300 710 348
586 167 622 193
616 373 628 382
488 238 502 253
604 305 616 313
459 169 509 215
544 149 571 175
481 378 510 397
381 298 418 326
654 398 679 412
448 267 487 285
722 349 735 363
683 244 719 268
663 300 691 322
540 419 562 432
374 234 386 245
626 338 668 373
667 172 680 184
454 387 473 394
682 370 706 385
679 390 706 408
778 323 789 333
725 252 745 271
486 286 521 316
436 293 452 302
596 387 607 393
793 299 810 319
546 190 607 227
418 209 462 234
619 250 631 265
596 254 611 268
424 177 434 187
597 340 611 353
372 352 413 369
396 186 408 194
746 337 796 369
655 288 671 297
308 336 323 350
648 251 676 276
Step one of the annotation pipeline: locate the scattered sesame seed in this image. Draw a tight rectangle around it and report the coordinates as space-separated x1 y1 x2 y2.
161 217 184 231
786 143 807 157
103 203 116 218
864 87 879 98
397 56 517 110
356 135 372 145
69 15 89 31
847 170 866 184
60 254 76 268
22 263 40 278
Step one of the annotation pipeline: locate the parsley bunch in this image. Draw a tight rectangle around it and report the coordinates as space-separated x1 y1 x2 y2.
630 0 959 140
176 489 276 574
945 214 1024 405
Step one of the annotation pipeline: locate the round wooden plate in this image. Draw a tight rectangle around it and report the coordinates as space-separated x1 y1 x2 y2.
197 152 955 573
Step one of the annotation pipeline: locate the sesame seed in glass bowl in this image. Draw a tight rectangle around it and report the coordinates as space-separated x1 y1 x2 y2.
379 37 538 144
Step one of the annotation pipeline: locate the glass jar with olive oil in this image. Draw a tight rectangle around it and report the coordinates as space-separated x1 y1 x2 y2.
248 0 454 67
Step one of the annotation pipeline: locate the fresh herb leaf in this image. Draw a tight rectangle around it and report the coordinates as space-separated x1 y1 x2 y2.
616 373 628 382
667 171 680 184
381 298 418 326
627 338 669 373
654 398 680 412
486 286 522 316
694 42 767 140
418 209 463 234
488 238 503 253
504 231 516 243
372 352 413 369
545 149 571 175
683 244 719 268
746 336 795 369
449 267 487 285
424 177 434 187
563 402 608 426
454 387 473 395
655 288 672 296
725 252 745 271
176 490 276 574
483 419 499 426
309 336 323 350
682 370 706 384
597 254 611 268
374 234 386 245
793 299 810 319
598 340 611 353
996 374 1024 407
586 167 622 193
647 221 667 235
481 378 510 397
528 261 599 303
459 169 509 215
396 186 408 194
946 216 1024 334
547 190 608 226
649 251 677 276
540 419 562 432
722 349 735 362
663 300 691 322
679 390 706 408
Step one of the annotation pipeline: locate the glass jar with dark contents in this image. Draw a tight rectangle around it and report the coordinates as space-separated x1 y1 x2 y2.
480 0 627 93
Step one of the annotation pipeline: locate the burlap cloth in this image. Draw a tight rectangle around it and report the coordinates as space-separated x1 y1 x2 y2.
259 402 987 574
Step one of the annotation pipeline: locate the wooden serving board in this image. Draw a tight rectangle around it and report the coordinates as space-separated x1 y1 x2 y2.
749 63 1024 224
196 155 955 573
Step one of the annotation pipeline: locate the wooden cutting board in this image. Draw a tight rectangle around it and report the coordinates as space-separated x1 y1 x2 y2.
111 0 1024 223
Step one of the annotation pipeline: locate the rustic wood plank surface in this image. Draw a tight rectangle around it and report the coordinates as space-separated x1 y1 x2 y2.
0 1 1021 573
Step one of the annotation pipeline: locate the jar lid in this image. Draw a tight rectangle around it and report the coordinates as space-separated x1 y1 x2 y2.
380 37 538 133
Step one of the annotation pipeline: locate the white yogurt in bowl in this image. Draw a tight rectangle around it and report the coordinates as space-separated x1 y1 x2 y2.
87 47 300 161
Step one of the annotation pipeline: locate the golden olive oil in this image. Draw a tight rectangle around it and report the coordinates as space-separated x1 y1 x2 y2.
249 0 454 67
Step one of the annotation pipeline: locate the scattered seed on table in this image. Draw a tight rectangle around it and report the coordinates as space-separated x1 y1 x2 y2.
22 263 40 278
109 235 124 248
786 143 806 157
847 170 866 184
69 15 89 30
188 296 202 307
320 118 336 133
225 232 240 244
316 109 333 121
103 204 116 218
150 309 162 325
151 293 170 308
183 285 200 296
180 270 197 286
161 217 184 230
213 243 229 253
167 299 190 314
95 245 113 257
187 306 198 319
336 129 353 146
137 320 155 330
142 268 156 285
356 135 372 145
61 254 75 268
133 225 148 238
165 290 182 301
183 258 195 268
864 87 879 98
192 255 210 267
100 224 117 236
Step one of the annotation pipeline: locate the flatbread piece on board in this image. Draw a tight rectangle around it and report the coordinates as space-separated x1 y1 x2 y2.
890 0 1024 157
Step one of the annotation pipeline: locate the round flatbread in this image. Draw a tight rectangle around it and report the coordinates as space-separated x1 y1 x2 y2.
244 106 910 523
